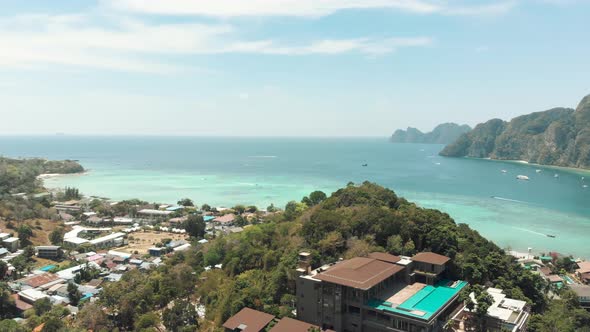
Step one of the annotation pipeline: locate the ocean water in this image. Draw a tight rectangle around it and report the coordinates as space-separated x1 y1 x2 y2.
1 136 589 258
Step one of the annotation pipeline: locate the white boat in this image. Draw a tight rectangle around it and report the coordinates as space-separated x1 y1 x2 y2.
536 169 542 173
554 174 559 178
501 170 508 173
516 175 530 181
584 185 588 188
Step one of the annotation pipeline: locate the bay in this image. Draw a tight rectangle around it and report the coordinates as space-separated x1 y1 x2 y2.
1 136 589 258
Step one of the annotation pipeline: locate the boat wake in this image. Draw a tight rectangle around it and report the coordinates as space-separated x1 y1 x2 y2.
511 226 547 237
491 196 530 204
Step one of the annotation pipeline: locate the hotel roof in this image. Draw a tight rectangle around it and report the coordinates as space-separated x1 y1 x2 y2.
214 213 236 223
18 273 62 288
222 307 275 332
412 252 450 265
269 317 335 332
315 257 404 290
368 252 401 264
576 261 590 274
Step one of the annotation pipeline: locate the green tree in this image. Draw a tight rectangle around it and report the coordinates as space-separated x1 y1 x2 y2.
302 190 327 206
162 298 198 332
183 215 205 238
233 205 246 214
49 227 64 245
386 235 403 254
67 282 81 306
0 261 8 280
33 297 52 316
201 204 211 212
0 283 16 319
17 224 33 244
177 198 194 207
134 312 161 331
266 203 277 212
41 317 63 332
75 303 111 331
246 205 258 213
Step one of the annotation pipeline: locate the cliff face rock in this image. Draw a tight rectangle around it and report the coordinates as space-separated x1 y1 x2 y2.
390 123 471 144
440 94 590 169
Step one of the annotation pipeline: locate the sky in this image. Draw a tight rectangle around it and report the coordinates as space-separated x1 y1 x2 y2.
0 0 589 136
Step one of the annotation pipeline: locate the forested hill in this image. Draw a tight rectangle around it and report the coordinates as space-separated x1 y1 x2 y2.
440 94 590 169
0 157 84 194
390 123 471 144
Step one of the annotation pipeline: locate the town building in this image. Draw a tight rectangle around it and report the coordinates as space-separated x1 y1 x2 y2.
576 261 590 285
222 307 275 332
3 237 20 252
451 287 529 332
269 317 335 332
296 252 466 332
570 284 590 310
35 246 62 259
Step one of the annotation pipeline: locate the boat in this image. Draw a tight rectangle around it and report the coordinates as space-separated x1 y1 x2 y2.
546 234 556 238
362 164 368 167
501 170 508 173
516 175 529 181
536 169 542 173
554 174 559 178
584 185 588 188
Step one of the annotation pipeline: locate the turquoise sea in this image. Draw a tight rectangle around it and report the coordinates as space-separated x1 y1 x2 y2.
1 136 589 258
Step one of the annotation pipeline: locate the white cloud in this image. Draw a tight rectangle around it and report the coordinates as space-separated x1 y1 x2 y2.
104 0 440 17
0 14 432 73
104 0 516 17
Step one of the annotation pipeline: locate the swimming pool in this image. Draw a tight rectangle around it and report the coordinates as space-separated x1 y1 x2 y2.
561 275 575 284
39 265 56 271
367 280 468 320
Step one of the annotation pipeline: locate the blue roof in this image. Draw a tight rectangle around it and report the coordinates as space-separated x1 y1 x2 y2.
367 280 467 321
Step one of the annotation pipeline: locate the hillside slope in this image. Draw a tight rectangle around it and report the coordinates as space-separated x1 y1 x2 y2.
390 123 471 144
440 94 590 169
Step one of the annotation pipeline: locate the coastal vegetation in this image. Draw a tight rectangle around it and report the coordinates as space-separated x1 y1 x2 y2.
390 123 471 144
1 157 589 331
441 94 590 169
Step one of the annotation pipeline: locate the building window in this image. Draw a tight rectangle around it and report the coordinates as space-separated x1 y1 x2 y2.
348 306 360 314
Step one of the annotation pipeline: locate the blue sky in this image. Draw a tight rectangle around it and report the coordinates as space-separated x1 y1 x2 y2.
0 0 589 136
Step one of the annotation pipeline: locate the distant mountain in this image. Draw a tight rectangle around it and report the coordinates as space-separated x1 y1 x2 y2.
390 123 472 144
440 94 590 169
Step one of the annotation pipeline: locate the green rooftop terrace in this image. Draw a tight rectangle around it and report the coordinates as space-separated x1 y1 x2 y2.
367 280 468 321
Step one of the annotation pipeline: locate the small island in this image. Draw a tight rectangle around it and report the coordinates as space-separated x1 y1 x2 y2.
440 94 590 169
390 123 471 144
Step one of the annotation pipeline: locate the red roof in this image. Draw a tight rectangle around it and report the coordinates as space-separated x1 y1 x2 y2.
269 317 335 332
412 252 450 265
222 308 275 332
315 257 404 290
18 273 61 288
214 213 236 223
368 252 401 264
11 294 33 311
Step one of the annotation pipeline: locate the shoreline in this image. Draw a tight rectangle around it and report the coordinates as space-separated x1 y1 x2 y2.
460 156 590 176
37 171 89 180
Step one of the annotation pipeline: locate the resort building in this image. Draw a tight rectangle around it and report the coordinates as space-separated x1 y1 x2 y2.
222 307 275 332
576 261 590 285
214 213 236 225
451 287 529 332
3 237 20 252
269 317 335 332
570 284 590 310
35 246 62 259
296 252 466 332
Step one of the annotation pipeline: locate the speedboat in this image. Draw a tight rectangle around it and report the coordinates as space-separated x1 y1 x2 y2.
546 234 556 238
501 170 508 173
536 169 542 173
516 175 529 181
